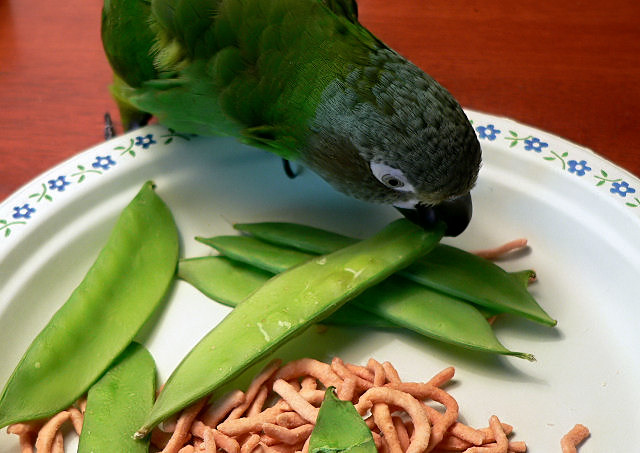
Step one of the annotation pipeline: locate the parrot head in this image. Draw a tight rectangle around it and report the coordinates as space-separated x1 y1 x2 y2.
303 49 481 236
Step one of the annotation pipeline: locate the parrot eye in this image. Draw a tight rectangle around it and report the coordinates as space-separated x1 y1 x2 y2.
381 174 404 188
370 162 415 192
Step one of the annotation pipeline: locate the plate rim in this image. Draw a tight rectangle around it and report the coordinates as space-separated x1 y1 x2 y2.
1 110 639 254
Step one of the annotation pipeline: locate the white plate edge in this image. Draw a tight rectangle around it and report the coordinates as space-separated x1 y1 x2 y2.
2 112 639 257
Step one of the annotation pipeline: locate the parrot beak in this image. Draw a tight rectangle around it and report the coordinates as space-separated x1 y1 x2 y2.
395 193 472 237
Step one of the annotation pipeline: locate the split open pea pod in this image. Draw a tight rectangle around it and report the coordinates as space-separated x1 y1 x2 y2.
197 235 534 361
136 219 443 436
0 182 179 428
234 222 556 326
178 256 397 329
78 342 156 453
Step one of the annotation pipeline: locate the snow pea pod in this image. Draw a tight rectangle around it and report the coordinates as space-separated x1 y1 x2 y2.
178 256 273 305
196 235 534 360
0 182 179 428
136 219 444 436
309 388 377 453
234 222 556 326
510 269 537 288
177 256 398 329
401 245 554 324
78 342 156 453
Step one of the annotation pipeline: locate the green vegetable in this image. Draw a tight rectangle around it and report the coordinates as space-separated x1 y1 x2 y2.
400 244 554 324
178 256 398 329
178 256 273 305
0 182 179 428
136 219 444 436
78 342 156 453
309 388 377 453
510 269 537 288
196 235 534 360
234 222 556 325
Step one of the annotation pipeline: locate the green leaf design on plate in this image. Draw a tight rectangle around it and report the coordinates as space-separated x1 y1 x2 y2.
71 164 102 183
593 169 622 187
28 183 53 203
546 151 567 170
161 128 192 145
0 219 26 239
116 138 136 157
625 197 640 208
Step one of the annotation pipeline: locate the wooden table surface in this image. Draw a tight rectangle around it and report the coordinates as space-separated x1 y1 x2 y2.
1 0 639 203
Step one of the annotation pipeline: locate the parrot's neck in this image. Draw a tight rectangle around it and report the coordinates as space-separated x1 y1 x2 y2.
309 48 437 162
302 49 434 203
302 47 479 206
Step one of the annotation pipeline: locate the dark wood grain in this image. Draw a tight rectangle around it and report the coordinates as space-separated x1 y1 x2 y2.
1 0 638 203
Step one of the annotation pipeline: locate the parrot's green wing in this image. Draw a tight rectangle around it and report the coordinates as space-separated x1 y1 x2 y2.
102 0 235 133
102 0 382 160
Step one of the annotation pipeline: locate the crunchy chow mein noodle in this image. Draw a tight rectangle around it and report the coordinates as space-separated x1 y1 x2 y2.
6 357 590 453
560 424 590 453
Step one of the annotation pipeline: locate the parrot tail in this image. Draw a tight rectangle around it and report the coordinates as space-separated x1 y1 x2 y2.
102 0 158 130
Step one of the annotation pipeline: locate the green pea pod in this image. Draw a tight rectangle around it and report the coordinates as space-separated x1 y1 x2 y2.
0 182 179 428
234 222 556 326
178 254 526 322
309 387 377 453
78 342 156 453
196 235 534 360
177 256 398 329
178 256 274 306
399 245 555 324
136 219 444 436
235 222 354 252
510 269 537 288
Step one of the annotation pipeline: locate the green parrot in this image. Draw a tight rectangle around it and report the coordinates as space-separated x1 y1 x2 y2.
101 0 481 235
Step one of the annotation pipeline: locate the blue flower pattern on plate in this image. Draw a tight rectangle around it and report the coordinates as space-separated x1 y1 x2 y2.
12 204 36 219
567 160 592 176
92 156 116 171
524 137 549 152
2 131 167 239
135 134 156 149
610 181 636 197
48 176 71 192
3 121 639 242
476 124 501 141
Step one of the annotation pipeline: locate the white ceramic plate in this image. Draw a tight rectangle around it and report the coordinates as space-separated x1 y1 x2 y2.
1 110 639 452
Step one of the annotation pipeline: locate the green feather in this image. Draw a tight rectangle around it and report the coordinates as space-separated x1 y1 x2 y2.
102 0 158 88
109 75 152 130
103 0 380 158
